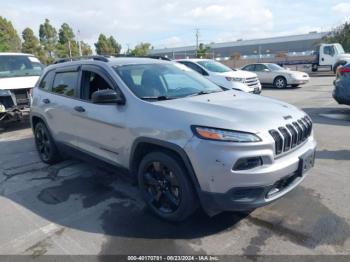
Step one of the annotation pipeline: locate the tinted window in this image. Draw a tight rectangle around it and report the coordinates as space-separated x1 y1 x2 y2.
81 71 113 100
52 72 78 97
179 62 205 75
255 64 268 72
242 64 255 71
324 46 335 56
39 70 54 91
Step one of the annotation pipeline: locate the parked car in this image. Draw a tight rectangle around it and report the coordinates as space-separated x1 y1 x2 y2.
241 63 310 89
31 56 316 221
176 59 262 94
333 63 350 105
0 53 44 123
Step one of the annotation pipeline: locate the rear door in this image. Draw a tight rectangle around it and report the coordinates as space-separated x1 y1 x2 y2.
71 65 127 166
41 66 81 147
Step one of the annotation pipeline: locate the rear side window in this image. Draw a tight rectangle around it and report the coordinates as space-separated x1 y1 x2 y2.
52 72 78 97
39 71 54 91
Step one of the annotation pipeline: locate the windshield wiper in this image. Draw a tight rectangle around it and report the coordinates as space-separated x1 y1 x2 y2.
140 96 175 101
186 90 221 97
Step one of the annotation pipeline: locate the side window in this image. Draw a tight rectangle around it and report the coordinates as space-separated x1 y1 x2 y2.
243 64 255 71
255 64 267 72
181 62 206 75
39 71 54 91
52 71 78 97
80 70 113 101
324 46 335 56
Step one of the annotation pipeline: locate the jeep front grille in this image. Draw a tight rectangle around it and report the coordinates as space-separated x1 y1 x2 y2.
269 116 312 156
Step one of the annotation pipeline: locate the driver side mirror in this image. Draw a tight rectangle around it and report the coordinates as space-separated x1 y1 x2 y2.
263 68 270 72
91 89 125 105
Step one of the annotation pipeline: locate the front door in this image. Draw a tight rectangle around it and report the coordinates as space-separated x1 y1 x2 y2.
71 65 127 166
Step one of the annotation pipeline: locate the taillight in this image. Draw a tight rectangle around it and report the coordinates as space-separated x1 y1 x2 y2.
338 67 350 76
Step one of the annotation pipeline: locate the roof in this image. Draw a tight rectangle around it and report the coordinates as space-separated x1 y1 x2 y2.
0 52 35 56
47 56 170 70
150 32 329 54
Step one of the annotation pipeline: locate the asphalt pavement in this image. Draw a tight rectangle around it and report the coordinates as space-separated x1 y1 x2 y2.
0 76 349 257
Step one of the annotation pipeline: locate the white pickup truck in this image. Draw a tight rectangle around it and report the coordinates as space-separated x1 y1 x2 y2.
0 53 44 123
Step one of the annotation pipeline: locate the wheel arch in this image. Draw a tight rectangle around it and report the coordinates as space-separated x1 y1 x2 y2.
30 113 49 131
129 137 201 190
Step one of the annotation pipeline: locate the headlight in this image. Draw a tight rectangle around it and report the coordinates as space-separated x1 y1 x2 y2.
226 77 245 83
191 126 261 142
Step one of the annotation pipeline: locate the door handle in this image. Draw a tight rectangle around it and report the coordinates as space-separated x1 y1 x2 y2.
42 98 50 104
74 106 85 113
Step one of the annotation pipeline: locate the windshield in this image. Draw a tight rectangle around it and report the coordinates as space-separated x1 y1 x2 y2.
197 60 231 73
0 55 44 78
335 44 345 54
114 63 223 100
266 63 285 71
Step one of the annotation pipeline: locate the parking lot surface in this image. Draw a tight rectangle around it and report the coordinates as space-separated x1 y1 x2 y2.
0 76 349 256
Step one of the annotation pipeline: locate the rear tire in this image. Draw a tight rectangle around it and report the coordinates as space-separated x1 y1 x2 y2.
138 151 198 222
273 76 287 89
34 122 62 164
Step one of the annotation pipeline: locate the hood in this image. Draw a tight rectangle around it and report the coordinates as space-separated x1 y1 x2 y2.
337 54 350 61
0 76 40 90
156 91 306 133
216 70 257 79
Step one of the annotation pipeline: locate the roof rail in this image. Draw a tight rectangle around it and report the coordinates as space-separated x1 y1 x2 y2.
53 55 109 64
113 54 171 61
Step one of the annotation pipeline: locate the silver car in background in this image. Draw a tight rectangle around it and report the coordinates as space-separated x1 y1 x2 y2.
242 63 310 89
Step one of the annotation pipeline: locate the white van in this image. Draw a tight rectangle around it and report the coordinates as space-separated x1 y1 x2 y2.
0 53 44 123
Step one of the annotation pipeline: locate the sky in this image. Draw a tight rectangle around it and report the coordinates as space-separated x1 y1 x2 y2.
2 0 350 51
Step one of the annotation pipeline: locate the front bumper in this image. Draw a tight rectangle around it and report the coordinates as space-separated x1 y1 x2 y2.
289 77 310 85
185 135 316 215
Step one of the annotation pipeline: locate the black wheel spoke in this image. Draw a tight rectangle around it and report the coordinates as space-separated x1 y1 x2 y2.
142 160 181 214
163 190 178 211
144 172 158 186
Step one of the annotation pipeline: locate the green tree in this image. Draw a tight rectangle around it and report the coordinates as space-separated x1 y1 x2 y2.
0 16 21 52
94 34 121 55
196 43 210 58
39 19 57 62
80 41 93 56
56 23 79 58
108 36 121 55
130 42 152 56
324 22 350 52
22 27 46 63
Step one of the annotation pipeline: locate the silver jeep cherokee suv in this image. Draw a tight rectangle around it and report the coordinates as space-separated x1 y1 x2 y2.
30 56 316 221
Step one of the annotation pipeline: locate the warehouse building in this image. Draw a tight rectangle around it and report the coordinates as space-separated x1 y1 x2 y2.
150 32 329 60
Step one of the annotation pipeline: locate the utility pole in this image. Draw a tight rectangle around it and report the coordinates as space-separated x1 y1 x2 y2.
195 28 200 57
68 40 72 58
77 30 82 56
195 28 200 49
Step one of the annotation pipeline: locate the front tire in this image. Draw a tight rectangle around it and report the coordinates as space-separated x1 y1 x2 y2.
274 76 287 89
138 151 198 222
34 122 62 164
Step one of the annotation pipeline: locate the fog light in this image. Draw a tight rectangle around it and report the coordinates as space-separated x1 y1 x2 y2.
233 157 263 171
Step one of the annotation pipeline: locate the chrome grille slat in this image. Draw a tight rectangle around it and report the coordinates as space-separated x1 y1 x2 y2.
270 116 313 156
